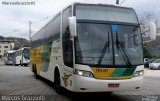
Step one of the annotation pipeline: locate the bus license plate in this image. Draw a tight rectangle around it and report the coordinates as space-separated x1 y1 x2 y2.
108 84 119 88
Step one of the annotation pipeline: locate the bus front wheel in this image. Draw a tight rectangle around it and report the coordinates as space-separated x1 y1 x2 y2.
54 68 64 94
20 60 23 66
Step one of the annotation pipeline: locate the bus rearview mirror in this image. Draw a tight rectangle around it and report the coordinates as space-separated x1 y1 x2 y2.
69 16 77 39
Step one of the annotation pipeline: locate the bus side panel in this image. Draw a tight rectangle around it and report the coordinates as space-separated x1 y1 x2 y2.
38 39 74 92
30 46 43 74
16 50 20 65
12 52 16 65
39 40 62 82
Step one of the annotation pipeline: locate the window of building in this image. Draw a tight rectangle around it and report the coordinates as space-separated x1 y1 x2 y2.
4 46 9 48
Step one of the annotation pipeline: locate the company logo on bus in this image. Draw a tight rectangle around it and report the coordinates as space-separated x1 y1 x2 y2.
96 69 109 73
62 73 72 87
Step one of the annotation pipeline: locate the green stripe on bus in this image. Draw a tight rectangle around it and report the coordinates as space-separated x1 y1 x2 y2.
111 68 126 76
41 42 52 72
122 68 136 76
110 68 136 77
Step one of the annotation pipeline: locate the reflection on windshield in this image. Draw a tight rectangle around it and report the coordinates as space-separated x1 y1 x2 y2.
75 22 143 66
115 31 131 66
97 31 110 65
23 48 30 59
75 23 113 65
8 54 12 61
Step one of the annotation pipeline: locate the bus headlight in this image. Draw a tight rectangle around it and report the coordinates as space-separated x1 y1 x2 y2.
134 70 144 77
74 69 94 78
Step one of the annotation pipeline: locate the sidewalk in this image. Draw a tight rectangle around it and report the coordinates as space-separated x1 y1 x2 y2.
144 68 160 78
0 59 4 65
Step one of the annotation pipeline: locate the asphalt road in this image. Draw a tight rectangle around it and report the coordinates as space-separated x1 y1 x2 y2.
0 60 160 101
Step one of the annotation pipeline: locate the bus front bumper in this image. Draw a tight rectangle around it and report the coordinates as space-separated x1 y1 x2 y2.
73 75 143 92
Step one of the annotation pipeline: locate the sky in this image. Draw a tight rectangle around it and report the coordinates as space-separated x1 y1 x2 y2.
0 0 159 40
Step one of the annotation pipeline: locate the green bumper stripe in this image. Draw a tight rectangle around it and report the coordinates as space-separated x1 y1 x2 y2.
111 68 126 76
111 68 136 77
122 68 136 76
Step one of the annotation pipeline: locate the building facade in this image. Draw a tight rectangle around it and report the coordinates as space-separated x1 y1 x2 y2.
0 41 14 58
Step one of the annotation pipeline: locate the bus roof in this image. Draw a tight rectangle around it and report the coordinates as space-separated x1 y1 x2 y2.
31 2 134 39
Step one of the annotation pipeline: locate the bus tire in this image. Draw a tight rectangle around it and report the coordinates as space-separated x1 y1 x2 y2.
106 92 112 94
54 68 64 94
20 60 23 66
33 64 39 79
31 64 34 72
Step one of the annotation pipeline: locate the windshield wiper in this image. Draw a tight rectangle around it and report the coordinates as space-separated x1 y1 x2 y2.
115 31 131 66
97 31 110 65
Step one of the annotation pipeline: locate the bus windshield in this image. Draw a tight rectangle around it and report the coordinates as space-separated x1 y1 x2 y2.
8 53 12 61
75 23 143 66
23 48 30 59
74 4 143 66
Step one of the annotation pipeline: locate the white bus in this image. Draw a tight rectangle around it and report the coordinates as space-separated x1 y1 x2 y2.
30 2 156 93
16 47 30 66
3 50 16 65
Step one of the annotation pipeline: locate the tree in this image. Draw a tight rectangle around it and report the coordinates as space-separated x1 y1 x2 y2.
143 47 152 58
138 10 160 58
138 10 160 28
138 10 160 38
13 47 19 50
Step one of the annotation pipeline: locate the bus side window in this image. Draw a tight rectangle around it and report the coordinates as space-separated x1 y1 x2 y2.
62 7 73 68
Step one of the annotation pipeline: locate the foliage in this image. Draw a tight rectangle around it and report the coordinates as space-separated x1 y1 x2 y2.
13 47 19 50
143 47 160 59
143 47 152 58
152 55 160 59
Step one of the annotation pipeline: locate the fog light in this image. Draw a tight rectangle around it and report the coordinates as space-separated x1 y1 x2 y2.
135 87 140 89
80 88 86 90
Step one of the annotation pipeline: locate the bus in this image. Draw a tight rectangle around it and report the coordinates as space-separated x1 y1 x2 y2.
16 47 30 66
30 2 156 93
3 50 16 65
